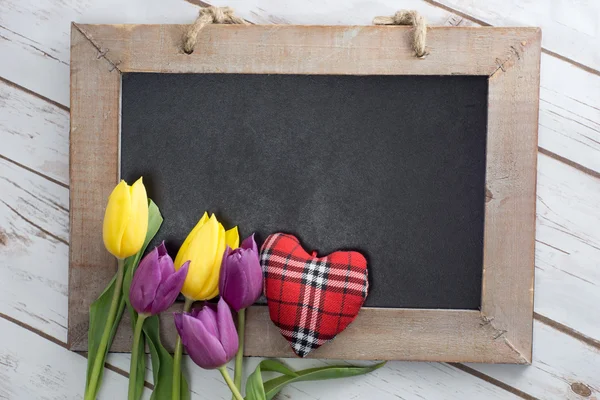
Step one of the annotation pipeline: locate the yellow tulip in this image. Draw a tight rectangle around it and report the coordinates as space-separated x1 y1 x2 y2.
174 212 239 300
102 178 149 259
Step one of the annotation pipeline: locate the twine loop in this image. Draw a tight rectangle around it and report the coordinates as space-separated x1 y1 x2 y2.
373 10 427 57
183 6 248 54
183 6 427 58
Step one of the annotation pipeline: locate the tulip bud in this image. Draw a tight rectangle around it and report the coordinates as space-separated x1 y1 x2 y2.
129 242 189 315
174 298 238 370
103 178 149 259
219 234 263 312
174 212 239 301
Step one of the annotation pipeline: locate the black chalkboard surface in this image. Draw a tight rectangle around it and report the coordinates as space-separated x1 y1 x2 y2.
121 73 488 309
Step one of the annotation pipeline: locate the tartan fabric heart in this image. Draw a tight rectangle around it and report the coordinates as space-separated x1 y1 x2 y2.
260 233 369 357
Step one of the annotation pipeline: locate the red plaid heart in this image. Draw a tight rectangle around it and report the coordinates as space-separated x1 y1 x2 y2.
260 233 369 357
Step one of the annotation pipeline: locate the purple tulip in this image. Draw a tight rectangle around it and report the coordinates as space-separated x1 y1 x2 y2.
218 234 263 312
129 242 189 315
174 298 238 369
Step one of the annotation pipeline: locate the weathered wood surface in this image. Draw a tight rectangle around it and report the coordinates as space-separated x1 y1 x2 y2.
0 0 599 398
77 24 537 76
68 24 122 350
481 28 539 364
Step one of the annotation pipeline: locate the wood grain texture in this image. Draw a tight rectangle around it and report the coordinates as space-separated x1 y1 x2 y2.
0 0 199 106
0 317 152 400
538 53 600 174
68 24 121 349
245 307 528 362
77 24 537 76
0 80 69 186
534 154 600 341
469 319 600 399
0 157 69 342
482 31 541 363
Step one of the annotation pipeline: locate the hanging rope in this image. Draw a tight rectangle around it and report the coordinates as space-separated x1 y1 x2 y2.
373 10 427 57
183 6 248 54
184 6 427 57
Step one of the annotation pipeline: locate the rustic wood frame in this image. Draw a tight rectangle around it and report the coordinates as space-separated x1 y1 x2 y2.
69 23 540 363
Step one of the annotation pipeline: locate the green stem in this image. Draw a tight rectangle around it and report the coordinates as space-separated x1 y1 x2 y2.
85 258 125 400
232 308 246 399
128 313 147 400
172 297 194 400
218 366 244 400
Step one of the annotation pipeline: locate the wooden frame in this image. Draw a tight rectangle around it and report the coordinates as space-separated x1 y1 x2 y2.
69 23 540 363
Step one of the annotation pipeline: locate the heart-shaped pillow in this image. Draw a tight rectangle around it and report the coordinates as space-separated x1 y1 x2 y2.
260 233 369 357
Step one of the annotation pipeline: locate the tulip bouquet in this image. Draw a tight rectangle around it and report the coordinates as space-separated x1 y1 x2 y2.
84 178 383 400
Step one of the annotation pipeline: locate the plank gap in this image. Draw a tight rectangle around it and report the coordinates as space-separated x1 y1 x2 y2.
0 75 70 112
534 312 600 351
0 154 69 189
538 147 600 181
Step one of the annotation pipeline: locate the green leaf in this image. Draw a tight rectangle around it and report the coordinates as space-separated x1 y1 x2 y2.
245 362 267 400
143 315 190 400
257 359 298 377
121 200 164 400
84 271 127 399
262 362 386 400
244 360 297 400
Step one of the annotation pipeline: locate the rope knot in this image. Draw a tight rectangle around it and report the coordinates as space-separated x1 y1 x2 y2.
373 10 427 57
199 6 233 24
183 6 248 54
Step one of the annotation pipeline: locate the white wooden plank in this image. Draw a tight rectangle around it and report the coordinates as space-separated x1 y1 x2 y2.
535 154 600 341
433 0 600 72
0 80 69 185
0 157 69 342
0 0 199 106
538 53 600 173
208 0 455 25
0 24 70 106
0 317 152 400
469 320 600 400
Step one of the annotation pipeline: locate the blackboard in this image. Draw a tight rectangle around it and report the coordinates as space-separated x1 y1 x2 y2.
121 73 488 310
